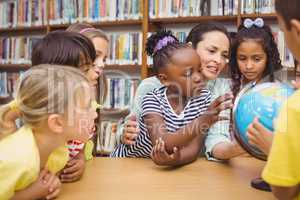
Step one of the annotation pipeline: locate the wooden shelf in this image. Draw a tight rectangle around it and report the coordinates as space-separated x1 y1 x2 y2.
49 19 142 30
105 64 141 74
0 26 47 35
100 108 130 117
240 13 277 20
150 15 238 24
0 64 31 71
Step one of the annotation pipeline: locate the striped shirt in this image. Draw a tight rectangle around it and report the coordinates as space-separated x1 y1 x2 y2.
111 86 211 158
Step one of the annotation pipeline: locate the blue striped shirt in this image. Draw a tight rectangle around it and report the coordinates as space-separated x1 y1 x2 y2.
111 86 211 158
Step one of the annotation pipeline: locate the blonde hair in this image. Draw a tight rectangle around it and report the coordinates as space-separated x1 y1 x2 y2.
0 64 89 136
67 23 108 105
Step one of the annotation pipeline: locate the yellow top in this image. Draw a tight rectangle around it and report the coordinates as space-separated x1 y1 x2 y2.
262 90 300 200
0 126 69 199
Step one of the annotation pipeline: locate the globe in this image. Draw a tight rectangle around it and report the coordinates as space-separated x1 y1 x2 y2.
232 82 294 160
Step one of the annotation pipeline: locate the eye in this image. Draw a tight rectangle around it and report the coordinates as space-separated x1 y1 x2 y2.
184 69 193 77
238 56 246 61
254 56 262 62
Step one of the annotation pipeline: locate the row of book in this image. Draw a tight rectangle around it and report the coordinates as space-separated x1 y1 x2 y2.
241 0 275 14
149 0 238 18
0 71 24 98
106 32 143 65
0 0 47 28
0 32 143 66
0 37 41 65
49 0 142 25
96 121 119 155
103 78 140 109
274 31 294 68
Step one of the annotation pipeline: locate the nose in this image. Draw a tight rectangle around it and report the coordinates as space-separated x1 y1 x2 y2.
213 53 222 64
245 60 253 70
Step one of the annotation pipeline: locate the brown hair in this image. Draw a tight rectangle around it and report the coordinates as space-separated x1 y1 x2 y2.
67 23 108 105
275 0 300 29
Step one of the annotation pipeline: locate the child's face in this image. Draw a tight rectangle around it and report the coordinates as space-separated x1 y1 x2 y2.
237 40 267 83
83 37 109 87
196 31 230 80
160 48 205 98
63 84 98 143
277 14 300 61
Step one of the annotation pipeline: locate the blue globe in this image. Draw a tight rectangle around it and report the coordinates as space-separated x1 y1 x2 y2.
233 82 294 160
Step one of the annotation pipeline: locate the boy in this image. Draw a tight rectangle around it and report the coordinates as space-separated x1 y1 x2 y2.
262 0 300 199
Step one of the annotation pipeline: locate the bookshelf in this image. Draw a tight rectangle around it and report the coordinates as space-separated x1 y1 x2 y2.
0 0 289 156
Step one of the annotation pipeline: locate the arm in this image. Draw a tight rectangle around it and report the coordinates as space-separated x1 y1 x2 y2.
151 135 203 166
145 93 233 153
271 185 300 200
210 140 245 160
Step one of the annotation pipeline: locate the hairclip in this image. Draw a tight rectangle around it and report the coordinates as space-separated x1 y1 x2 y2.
79 28 96 34
243 18 264 29
154 36 176 53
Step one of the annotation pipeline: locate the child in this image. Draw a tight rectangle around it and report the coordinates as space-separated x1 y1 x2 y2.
32 30 100 183
111 30 232 166
0 64 97 199
0 31 100 183
262 0 300 199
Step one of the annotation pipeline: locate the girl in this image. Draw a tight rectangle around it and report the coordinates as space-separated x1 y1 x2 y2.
111 30 232 166
202 18 283 161
0 30 101 183
229 18 282 156
0 64 97 199
119 22 244 162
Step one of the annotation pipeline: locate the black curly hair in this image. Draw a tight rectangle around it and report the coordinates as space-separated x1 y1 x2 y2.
230 23 283 97
145 29 190 74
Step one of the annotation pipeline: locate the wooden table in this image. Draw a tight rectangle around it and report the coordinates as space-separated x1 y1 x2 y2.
59 157 275 200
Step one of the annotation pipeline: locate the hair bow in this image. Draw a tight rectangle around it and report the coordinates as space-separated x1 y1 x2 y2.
243 18 264 29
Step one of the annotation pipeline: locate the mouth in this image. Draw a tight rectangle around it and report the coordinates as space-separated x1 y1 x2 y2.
244 72 257 77
205 65 219 75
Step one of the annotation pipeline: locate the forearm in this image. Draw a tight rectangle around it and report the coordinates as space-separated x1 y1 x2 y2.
150 117 207 153
177 135 203 166
11 188 39 200
271 185 300 200
211 142 242 160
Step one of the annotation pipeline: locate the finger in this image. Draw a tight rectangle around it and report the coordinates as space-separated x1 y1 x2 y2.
170 147 180 160
247 131 259 146
66 159 77 167
45 174 56 192
292 80 300 89
252 118 268 133
126 120 138 128
60 171 82 182
210 93 233 109
128 114 137 121
124 132 138 140
217 115 229 121
46 188 61 200
63 162 81 174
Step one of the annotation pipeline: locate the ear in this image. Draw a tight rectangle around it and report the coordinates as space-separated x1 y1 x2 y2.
291 19 300 39
157 73 169 86
47 114 64 134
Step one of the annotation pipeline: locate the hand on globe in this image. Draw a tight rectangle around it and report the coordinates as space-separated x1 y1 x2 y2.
291 80 300 90
247 118 274 156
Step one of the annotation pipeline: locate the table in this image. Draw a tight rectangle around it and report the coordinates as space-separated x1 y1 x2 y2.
59 157 275 200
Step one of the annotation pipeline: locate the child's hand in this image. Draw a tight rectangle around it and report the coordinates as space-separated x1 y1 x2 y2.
198 93 233 131
151 138 181 166
60 154 85 183
44 174 61 200
291 80 300 90
23 169 60 200
122 114 139 145
247 117 274 155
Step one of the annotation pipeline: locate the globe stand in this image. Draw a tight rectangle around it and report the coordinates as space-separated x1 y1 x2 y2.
250 177 271 192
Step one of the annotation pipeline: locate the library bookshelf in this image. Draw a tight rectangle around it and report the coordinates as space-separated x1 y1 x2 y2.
0 0 287 156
